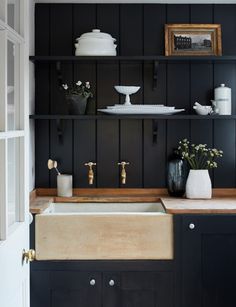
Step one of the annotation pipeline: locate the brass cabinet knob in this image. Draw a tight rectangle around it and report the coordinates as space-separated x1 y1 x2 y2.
23 249 36 263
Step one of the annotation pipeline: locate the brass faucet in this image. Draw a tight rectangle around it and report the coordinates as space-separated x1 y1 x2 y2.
118 161 130 185
84 162 96 185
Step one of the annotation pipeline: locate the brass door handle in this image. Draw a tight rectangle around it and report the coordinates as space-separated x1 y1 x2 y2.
23 249 36 263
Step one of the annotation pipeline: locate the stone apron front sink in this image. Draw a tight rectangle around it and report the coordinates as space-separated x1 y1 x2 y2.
35 202 173 260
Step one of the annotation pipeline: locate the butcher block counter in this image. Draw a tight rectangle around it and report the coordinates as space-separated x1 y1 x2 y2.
30 188 236 215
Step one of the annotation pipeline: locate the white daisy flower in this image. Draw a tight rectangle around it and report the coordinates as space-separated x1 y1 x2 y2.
76 81 82 86
62 84 68 90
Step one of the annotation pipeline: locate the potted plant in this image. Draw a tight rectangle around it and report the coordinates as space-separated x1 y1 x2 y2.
177 139 223 199
61 81 93 115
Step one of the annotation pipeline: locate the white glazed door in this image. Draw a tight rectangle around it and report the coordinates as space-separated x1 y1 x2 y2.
0 1 30 307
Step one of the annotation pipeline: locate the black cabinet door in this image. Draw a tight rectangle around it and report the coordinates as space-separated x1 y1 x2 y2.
182 215 236 307
103 271 174 307
31 270 101 307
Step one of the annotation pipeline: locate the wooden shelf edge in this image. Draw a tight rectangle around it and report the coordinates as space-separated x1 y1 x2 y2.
29 114 236 120
29 55 236 63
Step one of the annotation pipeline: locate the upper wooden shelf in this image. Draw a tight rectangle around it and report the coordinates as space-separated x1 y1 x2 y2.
29 55 236 63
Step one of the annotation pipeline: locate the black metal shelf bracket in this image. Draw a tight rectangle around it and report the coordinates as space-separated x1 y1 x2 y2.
153 60 159 90
56 61 64 87
152 119 158 144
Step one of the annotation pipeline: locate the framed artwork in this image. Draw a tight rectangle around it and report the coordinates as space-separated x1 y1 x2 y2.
165 24 222 56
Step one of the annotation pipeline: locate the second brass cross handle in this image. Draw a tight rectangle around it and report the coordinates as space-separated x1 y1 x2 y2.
84 162 96 185
118 161 130 185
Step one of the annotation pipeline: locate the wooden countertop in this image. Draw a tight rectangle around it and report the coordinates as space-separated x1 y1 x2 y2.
161 197 236 214
30 188 236 215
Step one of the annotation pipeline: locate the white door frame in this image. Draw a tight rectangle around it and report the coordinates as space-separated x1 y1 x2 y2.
0 0 30 306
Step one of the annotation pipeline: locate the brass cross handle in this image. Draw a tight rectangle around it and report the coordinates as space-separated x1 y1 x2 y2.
118 161 130 185
84 162 97 185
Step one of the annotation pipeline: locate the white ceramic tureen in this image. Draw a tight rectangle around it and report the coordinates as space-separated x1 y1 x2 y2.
75 29 117 56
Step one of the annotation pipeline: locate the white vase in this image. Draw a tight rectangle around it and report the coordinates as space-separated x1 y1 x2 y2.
185 169 212 199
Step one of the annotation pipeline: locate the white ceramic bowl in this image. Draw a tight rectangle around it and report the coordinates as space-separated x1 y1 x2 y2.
193 106 212 116
114 86 140 96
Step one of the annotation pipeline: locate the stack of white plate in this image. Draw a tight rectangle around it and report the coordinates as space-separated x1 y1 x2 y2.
98 104 185 115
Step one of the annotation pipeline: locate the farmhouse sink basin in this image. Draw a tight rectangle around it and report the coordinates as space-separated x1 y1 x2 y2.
44 202 166 214
35 202 173 260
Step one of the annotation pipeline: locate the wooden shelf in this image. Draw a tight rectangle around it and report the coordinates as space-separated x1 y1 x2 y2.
29 55 236 63
29 114 236 120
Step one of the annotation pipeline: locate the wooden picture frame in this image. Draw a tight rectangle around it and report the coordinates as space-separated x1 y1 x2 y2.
165 24 222 56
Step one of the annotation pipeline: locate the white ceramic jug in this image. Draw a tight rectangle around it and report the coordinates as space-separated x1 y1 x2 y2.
214 84 231 115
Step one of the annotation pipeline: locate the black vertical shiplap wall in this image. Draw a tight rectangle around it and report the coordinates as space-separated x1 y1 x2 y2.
35 3 236 188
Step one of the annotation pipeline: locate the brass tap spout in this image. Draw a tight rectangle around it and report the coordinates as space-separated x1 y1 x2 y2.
84 162 96 185
118 161 130 185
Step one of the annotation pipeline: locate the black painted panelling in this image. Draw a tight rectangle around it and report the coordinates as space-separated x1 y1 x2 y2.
97 64 119 109
143 63 167 105
49 120 73 188
34 4 236 189
73 4 96 41
190 4 213 23
97 120 119 187
167 4 190 23
35 5 51 115
214 5 236 55
167 120 190 158
143 4 166 55
35 4 50 55
167 64 190 111
144 120 166 188
190 64 213 107
35 64 50 114
97 4 120 55
74 120 96 188
214 120 236 187
120 120 143 188
50 4 73 55
120 63 143 104
120 4 143 56
50 63 73 114
35 121 50 188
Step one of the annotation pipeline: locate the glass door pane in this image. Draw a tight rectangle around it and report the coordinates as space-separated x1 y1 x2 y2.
7 137 20 227
7 0 20 33
7 39 17 131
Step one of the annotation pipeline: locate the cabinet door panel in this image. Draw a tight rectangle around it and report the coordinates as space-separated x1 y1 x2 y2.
103 272 173 307
182 216 236 307
31 271 101 307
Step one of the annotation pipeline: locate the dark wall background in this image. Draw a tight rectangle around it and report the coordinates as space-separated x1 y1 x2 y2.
34 3 236 189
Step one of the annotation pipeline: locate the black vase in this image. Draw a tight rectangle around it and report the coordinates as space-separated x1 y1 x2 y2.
66 94 88 115
167 151 188 197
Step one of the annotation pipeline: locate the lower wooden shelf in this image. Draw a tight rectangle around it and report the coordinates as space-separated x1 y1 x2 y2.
29 114 236 120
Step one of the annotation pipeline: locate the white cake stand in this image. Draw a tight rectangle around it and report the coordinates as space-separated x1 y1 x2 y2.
114 86 140 105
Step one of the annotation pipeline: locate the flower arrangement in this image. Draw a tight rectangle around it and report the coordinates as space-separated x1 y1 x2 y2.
61 81 93 98
177 139 223 170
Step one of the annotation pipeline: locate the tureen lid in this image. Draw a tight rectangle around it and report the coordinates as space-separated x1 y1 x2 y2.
76 29 116 41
